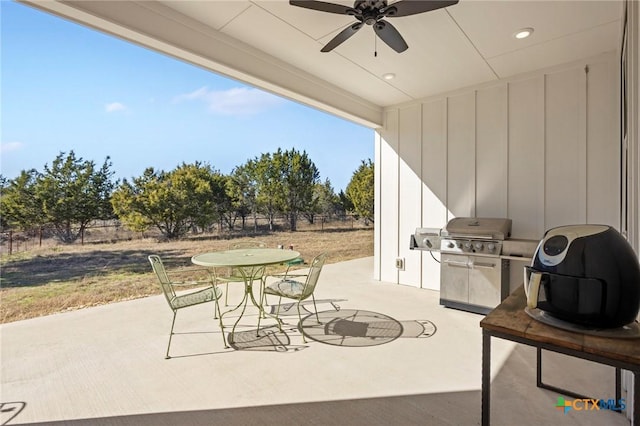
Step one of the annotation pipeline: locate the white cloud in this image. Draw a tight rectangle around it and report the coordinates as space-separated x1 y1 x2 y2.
105 102 127 113
174 86 284 116
1 141 24 154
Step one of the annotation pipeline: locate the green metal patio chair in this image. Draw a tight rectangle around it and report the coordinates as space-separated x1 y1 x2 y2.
260 252 327 343
148 255 224 359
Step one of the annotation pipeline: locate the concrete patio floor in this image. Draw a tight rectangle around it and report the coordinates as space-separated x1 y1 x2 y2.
0 257 630 425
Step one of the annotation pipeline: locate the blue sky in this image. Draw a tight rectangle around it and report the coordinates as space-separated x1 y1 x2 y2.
0 1 374 192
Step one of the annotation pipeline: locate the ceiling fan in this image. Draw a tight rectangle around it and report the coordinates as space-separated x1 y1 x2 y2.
289 0 459 53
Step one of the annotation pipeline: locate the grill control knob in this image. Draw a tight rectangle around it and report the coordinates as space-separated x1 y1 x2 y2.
475 242 484 250
464 242 472 250
487 243 496 252
447 242 455 249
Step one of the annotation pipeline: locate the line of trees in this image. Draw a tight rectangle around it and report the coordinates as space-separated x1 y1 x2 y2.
1 149 375 242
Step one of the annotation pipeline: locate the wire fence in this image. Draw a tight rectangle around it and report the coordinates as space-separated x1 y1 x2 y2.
1 215 371 255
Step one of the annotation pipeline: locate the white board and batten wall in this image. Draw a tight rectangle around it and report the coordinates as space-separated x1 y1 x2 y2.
374 52 620 290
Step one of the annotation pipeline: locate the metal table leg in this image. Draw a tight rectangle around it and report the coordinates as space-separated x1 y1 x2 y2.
482 330 491 426
536 348 590 399
634 370 639 426
616 368 621 408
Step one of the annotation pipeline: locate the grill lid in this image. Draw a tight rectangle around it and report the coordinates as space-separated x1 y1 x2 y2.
442 217 512 241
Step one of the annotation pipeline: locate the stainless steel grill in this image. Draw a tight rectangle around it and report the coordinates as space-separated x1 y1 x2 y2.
411 217 518 314
440 217 511 256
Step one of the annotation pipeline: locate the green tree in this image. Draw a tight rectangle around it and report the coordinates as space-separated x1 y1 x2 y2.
304 178 338 224
346 159 374 223
229 161 259 231
336 189 354 217
0 176 8 230
110 168 156 234
214 174 237 232
36 151 115 243
276 148 319 231
111 162 226 240
253 152 284 231
0 170 45 231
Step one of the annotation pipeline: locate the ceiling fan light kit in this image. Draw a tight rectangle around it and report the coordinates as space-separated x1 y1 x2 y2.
290 0 459 53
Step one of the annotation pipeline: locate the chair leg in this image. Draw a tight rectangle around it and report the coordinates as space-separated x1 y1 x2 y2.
296 295 320 344
212 288 221 319
259 277 268 316
296 302 307 343
215 301 229 349
213 293 221 319
166 311 177 359
263 277 269 304
311 294 321 323
274 296 284 332
224 283 229 306
256 296 263 336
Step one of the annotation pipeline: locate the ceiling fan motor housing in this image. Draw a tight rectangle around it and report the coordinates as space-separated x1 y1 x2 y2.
354 0 391 24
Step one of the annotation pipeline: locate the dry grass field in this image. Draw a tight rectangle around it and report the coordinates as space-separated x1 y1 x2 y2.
0 228 373 324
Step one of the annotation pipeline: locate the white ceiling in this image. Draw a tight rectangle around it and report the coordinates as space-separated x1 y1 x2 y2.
24 0 624 127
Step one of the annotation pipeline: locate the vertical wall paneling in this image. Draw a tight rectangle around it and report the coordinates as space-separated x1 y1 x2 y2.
508 76 546 239
447 93 476 219
630 0 639 252
421 99 448 227
587 60 620 227
374 131 382 280
421 99 448 290
379 109 400 283
544 67 583 229
621 2 638 418
398 105 423 287
476 85 509 218
632 0 640 252
378 53 619 289
578 66 588 223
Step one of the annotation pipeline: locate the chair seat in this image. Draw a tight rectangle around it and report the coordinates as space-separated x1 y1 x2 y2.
170 286 222 310
264 279 305 299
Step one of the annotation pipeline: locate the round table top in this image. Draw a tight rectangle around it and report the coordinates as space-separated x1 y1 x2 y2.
191 248 301 268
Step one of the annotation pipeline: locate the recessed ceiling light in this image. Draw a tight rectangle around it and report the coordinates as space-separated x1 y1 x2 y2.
382 73 395 80
514 27 534 39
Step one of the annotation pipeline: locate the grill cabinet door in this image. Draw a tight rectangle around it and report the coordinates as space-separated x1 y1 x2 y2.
440 254 470 304
468 257 509 308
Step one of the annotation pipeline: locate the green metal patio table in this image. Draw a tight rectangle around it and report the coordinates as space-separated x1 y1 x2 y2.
192 248 301 348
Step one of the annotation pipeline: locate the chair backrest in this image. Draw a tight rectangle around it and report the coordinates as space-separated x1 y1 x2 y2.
148 255 177 304
229 240 267 249
300 252 327 300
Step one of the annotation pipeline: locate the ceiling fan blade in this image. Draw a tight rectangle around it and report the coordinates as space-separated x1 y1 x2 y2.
321 22 363 52
373 20 408 53
289 0 355 15
383 0 459 18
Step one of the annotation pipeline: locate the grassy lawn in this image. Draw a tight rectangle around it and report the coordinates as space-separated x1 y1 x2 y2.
0 228 374 323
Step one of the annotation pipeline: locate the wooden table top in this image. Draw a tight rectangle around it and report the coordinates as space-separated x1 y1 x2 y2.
480 286 640 366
